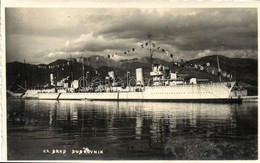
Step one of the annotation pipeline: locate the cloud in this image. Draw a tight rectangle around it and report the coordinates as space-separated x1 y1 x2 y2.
97 8 257 51
6 34 66 64
6 8 86 38
63 33 137 52
198 50 212 57
6 8 257 64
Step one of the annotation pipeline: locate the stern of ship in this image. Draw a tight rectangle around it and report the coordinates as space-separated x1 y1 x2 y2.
228 81 242 103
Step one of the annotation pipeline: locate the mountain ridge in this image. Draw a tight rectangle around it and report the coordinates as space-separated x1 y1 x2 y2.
6 55 257 95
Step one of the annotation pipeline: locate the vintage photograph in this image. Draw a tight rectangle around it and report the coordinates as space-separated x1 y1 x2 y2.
4 6 258 160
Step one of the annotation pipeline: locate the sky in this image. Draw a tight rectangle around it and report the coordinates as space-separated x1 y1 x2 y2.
6 8 257 64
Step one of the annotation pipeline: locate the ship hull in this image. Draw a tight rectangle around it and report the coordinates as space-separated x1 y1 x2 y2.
45 97 242 103
37 82 241 103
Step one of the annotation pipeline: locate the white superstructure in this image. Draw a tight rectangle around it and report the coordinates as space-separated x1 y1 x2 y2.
37 82 235 102
35 64 240 103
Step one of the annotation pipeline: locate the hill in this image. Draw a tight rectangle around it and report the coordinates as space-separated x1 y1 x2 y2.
6 55 258 95
189 55 258 86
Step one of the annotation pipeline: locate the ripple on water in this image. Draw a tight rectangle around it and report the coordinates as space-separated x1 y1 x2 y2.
7 100 258 160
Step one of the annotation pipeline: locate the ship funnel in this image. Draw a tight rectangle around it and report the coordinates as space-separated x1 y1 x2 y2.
108 71 115 79
108 71 116 85
136 68 144 86
50 73 54 86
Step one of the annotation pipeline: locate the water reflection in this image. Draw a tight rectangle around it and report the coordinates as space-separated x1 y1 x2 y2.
7 99 257 160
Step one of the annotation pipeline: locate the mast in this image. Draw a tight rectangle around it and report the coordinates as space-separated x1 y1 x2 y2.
69 54 74 80
24 59 27 90
217 55 222 82
148 34 153 66
147 34 155 86
81 54 85 88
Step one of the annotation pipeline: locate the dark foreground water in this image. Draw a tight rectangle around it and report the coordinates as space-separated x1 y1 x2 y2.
7 99 257 160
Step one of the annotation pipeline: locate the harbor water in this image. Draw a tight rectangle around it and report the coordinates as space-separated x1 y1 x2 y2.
7 99 257 160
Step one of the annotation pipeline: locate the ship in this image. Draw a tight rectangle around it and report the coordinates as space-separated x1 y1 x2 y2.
19 62 241 103
10 36 242 103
